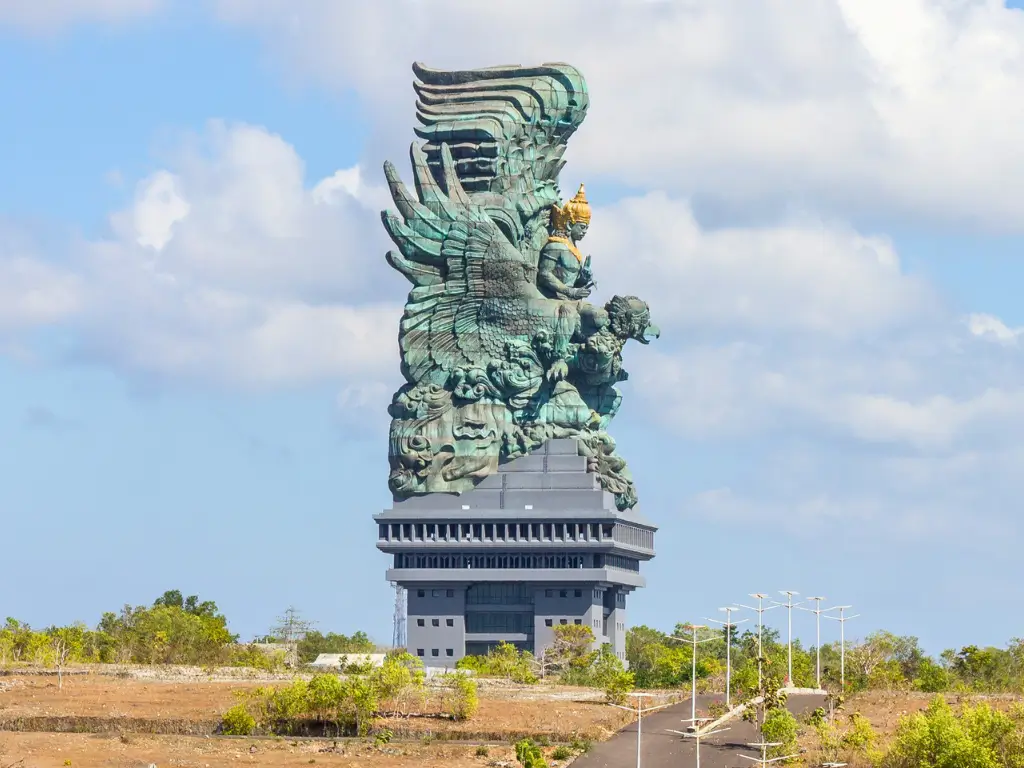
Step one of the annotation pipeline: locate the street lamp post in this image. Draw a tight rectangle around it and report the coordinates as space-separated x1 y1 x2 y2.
607 692 675 768
736 594 780 691
669 717 730 768
795 596 831 691
825 606 860 690
670 624 719 725
704 608 749 708
740 741 800 766
770 591 803 686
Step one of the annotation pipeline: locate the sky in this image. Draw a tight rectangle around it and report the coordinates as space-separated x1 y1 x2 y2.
2 0 1024 657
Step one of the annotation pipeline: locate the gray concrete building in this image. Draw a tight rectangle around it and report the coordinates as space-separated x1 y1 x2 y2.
374 439 657 666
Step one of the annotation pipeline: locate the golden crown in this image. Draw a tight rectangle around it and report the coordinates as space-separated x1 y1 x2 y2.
550 184 592 230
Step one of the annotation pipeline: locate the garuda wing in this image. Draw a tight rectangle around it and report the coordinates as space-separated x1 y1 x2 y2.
382 142 544 386
412 61 589 252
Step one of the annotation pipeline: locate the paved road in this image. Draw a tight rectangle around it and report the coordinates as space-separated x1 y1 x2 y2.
572 693 826 768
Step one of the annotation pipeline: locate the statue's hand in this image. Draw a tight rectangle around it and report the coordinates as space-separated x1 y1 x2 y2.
546 359 569 382
567 286 591 300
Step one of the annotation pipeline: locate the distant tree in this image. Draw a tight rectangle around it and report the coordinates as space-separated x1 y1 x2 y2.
296 630 374 664
46 626 84 690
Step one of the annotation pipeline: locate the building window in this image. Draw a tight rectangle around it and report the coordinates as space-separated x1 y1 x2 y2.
446 589 454 598
545 619 553 627
560 619 568 625
416 649 424 657
446 649 454 657
559 590 567 598
574 619 581 625
574 589 581 597
417 590 425 598
417 619 425 627
432 589 442 597
545 589 553 598
432 619 440 627
432 649 439 657
446 618 454 627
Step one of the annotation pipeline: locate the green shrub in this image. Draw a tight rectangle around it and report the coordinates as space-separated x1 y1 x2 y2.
514 739 548 768
441 672 479 720
570 736 592 753
475 745 490 757
880 696 1024 768
761 706 799 762
551 745 572 760
221 704 256 736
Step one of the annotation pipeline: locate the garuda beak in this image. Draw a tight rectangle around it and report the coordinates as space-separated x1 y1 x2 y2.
638 323 660 345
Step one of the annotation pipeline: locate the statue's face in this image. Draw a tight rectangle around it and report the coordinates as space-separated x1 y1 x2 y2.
568 220 589 241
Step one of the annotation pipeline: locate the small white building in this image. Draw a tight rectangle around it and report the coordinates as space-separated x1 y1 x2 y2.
309 653 389 669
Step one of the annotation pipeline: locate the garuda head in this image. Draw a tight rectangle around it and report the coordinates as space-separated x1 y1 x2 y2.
605 295 660 345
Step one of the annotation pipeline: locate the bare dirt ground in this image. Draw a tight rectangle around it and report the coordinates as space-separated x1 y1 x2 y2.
0 668 641 767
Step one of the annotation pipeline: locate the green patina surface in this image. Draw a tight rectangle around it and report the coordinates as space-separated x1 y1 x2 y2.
382 62 659 511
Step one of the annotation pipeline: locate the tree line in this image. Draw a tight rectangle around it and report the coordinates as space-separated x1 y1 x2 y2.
0 590 376 670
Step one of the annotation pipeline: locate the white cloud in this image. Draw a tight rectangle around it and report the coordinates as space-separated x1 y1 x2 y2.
0 0 162 31
590 194 939 338
0 122 400 389
213 0 1024 230
968 312 1022 344
0 228 82 331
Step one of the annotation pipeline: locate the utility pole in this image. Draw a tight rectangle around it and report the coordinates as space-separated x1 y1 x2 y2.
608 692 675 768
770 591 803 686
825 606 859 689
669 717 729 768
796 596 831 691
670 624 720 726
704 608 748 708
736 594 780 690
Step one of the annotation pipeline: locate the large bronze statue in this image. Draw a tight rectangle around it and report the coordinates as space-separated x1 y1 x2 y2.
381 62 658 511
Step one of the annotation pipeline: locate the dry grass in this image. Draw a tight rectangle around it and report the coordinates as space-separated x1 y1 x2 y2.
0 668 635 766
797 689 1024 766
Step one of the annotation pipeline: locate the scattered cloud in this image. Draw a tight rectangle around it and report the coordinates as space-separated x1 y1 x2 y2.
0 122 400 390
214 0 1024 231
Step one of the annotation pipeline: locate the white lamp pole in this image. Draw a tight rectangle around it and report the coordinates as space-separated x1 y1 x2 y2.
736 594 780 691
825 606 860 690
770 591 803 686
704 608 748 708
670 625 719 725
669 718 730 768
608 692 675 768
740 741 800 767
795 596 830 691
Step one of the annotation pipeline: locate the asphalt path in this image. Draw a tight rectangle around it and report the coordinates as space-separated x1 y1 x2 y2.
572 693 826 768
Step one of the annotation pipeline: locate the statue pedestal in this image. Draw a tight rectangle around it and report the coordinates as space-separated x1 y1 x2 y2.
374 439 657 667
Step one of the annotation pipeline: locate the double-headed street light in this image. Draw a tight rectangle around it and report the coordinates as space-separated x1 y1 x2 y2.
825 606 860 689
669 717 730 768
740 741 799 766
770 591 803 686
735 593 780 690
607 692 675 768
704 607 748 708
670 624 720 725
796 596 832 691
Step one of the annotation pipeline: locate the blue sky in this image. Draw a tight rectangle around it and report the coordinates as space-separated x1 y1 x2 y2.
3 1 1024 657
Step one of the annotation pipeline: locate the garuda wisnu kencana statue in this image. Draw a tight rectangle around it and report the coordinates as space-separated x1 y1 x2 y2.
382 62 659 511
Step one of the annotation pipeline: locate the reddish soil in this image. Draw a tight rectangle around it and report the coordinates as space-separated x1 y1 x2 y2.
0 671 635 767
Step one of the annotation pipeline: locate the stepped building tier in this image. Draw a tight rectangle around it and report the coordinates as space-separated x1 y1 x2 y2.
375 439 657 665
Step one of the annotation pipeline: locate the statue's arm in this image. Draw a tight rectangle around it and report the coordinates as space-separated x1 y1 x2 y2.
538 244 587 299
